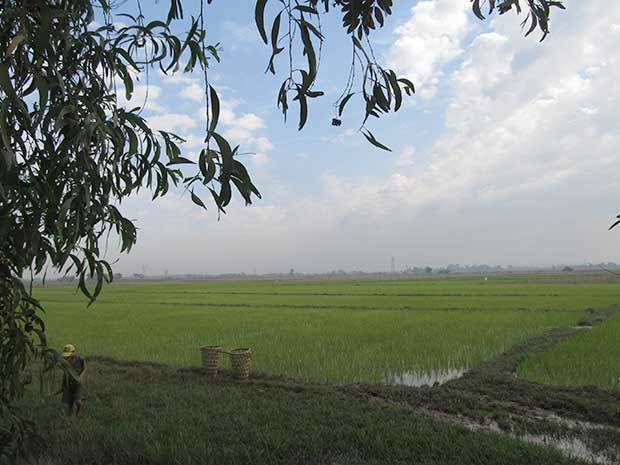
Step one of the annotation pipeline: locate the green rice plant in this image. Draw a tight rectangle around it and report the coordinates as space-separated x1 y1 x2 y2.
36 276 620 312
32 277 588 383
518 313 620 388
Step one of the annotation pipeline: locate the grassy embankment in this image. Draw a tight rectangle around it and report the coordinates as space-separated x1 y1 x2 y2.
10 358 595 465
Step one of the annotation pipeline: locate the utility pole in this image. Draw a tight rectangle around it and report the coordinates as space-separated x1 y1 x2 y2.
390 256 395 273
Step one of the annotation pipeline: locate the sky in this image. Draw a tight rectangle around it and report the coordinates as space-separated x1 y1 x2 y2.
104 0 620 276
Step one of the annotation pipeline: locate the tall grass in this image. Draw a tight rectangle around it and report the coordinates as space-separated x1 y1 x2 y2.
32 278 587 383
518 313 620 388
10 362 580 465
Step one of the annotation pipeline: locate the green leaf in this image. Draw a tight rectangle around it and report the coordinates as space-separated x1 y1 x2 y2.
299 19 317 81
298 91 308 130
57 194 76 229
219 180 232 207
271 12 282 52
181 17 200 54
78 270 93 303
211 132 233 175
118 65 134 100
302 21 324 40
361 129 392 152
397 77 416 96
0 99 14 160
93 262 104 300
146 20 168 31
205 158 216 183
338 93 355 117
166 157 194 165
191 189 207 210
472 0 485 20
255 0 269 44
100 260 114 283
206 187 222 212
209 85 219 135
387 70 402 111
0 62 18 102
295 5 318 14
198 149 208 177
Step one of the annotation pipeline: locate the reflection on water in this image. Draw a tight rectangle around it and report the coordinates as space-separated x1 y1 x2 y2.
522 434 614 465
455 414 616 464
383 368 467 387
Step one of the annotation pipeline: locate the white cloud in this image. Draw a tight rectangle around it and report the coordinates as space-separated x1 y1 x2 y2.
148 113 198 132
180 82 205 102
224 113 266 141
220 21 258 51
251 152 271 166
389 0 470 98
219 96 241 125
117 84 166 113
396 145 416 167
255 136 273 153
162 74 204 102
160 73 195 85
179 134 206 150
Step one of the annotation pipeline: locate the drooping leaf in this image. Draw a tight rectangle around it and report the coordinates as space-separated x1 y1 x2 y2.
298 91 308 130
361 128 392 152
397 77 415 96
166 156 195 165
271 11 282 52
472 0 485 20
255 0 269 44
211 131 234 174
191 189 207 210
209 85 219 135
338 93 355 117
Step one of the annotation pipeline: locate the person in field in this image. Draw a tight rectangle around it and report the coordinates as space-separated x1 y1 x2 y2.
59 343 87 416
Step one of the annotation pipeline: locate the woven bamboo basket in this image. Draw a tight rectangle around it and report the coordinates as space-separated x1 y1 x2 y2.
200 345 223 376
229 348 252 380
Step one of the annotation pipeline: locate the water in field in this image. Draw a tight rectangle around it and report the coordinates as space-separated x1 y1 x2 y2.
383 368 467 387
521 434 615 464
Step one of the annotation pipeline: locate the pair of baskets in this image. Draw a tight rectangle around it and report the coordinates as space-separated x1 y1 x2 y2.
200 346 251 380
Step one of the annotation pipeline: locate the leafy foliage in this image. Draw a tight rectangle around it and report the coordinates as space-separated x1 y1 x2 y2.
255 0 563 150
256 0 413 150
0 0 257 457
470 0 566 41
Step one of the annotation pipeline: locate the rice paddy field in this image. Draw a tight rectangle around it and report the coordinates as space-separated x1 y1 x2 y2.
518 312 620 387
33 272 620 387
11 272 620 465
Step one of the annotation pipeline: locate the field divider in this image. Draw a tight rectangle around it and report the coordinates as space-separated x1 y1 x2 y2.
38 298 585 313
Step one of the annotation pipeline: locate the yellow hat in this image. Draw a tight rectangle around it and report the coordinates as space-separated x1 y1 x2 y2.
62 344 76 358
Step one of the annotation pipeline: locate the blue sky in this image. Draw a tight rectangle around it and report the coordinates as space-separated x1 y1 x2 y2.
105 0 620 275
